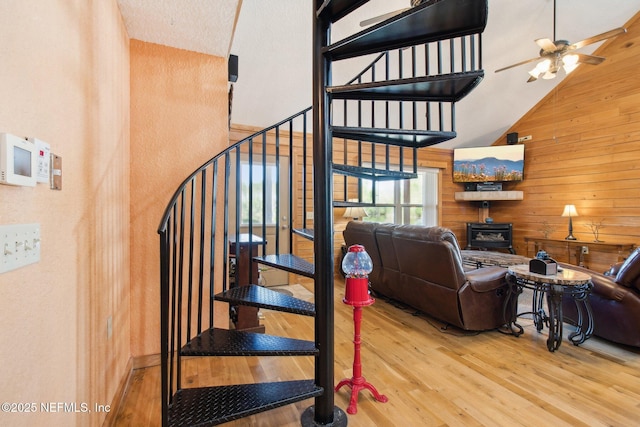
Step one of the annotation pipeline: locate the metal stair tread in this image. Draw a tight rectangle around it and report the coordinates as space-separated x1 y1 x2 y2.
328 71 484 102
332 126 456 148
254 254 315 278
168 380 322 426
181 327 317 357
215 284 315 316
333 163 418 180
292 228 314 241
324 0 488 61
333 200 373 208
318 0 371 23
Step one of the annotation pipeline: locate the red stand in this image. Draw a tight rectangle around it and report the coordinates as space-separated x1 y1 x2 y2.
335 278 388 415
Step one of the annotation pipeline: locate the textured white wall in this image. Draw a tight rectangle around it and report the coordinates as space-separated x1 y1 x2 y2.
230 0 313 129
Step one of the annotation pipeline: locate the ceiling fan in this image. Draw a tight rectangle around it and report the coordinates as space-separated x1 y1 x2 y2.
359 0 426 27
495 0 626 82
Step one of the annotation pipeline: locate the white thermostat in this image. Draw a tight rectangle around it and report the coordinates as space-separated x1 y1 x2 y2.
28 137 51 183
0 132 37 187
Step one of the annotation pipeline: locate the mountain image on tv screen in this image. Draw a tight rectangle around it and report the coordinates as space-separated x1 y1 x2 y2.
453 145 524 183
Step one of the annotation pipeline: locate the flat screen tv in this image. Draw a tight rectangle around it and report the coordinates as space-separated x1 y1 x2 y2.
453 144 524 183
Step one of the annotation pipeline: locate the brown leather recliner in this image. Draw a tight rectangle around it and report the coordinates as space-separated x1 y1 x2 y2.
561 247 640 347
343 221 510 331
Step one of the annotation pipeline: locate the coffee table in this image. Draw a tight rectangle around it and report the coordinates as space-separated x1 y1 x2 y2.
504 264 593 352
461 250 530 268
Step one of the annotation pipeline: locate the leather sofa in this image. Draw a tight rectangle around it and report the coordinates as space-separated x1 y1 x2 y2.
343 221 510 331
561 247 640 347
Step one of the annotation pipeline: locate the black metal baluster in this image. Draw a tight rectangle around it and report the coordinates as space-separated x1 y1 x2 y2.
342 97 348 202
197 170 207 334
210 160 218 328
248 138 255 284
186 179 196 340
234 145 241 276
223 153 231 293
288 118 294 252
398 48 404 171
159 222 169 427
275 126 281 255
176 192 186 391
261 133 268 258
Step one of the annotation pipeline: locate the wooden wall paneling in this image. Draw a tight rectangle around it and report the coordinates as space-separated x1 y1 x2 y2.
481 11 640 267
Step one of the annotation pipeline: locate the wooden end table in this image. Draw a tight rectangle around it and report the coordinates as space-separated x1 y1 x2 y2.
504 264 594 352
229 234 266 332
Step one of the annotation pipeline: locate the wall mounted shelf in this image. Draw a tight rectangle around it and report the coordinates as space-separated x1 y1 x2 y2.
455 191 524 222
454 191 523 201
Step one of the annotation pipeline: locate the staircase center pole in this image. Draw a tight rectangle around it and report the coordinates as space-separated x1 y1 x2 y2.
301 3 346 426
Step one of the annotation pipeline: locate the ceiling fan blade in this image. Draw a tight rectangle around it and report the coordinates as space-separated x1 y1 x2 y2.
573 52 606 65
535 38 558 53
569 27 627 50
359 8 409 27
495 57 541 73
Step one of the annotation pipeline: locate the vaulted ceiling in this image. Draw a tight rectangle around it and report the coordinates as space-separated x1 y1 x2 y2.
117 0 640 148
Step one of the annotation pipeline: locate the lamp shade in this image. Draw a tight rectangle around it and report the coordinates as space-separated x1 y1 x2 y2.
343 206 368 220
561 204 578 217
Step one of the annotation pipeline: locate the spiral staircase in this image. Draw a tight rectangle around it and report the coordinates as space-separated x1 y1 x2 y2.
157 1 488 425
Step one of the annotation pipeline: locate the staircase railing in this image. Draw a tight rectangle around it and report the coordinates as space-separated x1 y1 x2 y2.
332 34 483 206
158 107 312 424
158 2 486 424
157 41 480 424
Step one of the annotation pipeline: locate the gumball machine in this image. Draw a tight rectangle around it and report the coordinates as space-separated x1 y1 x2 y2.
341 244 374 306
335 245 388 414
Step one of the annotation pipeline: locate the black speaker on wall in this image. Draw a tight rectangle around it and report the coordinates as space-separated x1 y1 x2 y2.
506 132 518 145
228 55 238 83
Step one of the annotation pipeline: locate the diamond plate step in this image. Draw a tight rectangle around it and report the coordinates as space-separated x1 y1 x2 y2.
292 228 314 241
254 254 315 278
215 284 315 316
324 0 488 61
328 71 484 102
181 327 316 357
333 164 417 181
318 0 371 23
332 127 456 148
168 380 323 426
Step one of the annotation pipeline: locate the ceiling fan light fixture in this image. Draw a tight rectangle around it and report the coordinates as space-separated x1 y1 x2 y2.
562 54 579 74
529 58 551 78
528 67 541 79
494 0 626 83
537 59 551 72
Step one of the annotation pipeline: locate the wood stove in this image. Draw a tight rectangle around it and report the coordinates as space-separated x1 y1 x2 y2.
466 222 514 254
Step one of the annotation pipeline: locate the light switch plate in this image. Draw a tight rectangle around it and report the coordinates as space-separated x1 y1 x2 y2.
0 223 41 274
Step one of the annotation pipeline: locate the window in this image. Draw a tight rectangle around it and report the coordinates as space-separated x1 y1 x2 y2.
240 162 278 225
362 168 439 226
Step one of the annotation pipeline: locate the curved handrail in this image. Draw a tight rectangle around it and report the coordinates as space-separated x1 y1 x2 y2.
157 106 312 234
159 33 483 234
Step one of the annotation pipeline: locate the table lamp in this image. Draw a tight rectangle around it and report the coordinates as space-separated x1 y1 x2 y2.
343 204 368 221
562 204 578 240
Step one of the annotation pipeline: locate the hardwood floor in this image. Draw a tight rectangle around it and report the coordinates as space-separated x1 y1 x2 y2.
114 280 640 426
